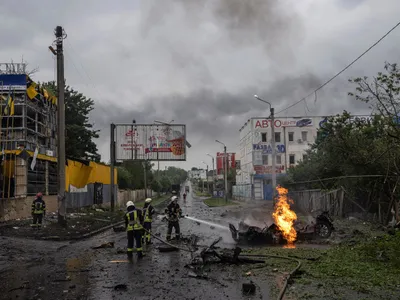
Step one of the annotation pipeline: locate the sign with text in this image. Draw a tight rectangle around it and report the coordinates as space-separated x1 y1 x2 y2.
253 144 286 154
115 124 186 161
253 118 313 129
253 165 285 174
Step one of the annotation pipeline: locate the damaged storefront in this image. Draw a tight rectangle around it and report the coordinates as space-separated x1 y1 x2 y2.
0 149 117 221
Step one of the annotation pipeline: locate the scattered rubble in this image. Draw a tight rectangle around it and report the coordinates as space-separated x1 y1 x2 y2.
242 282 256 295
91 242 115 249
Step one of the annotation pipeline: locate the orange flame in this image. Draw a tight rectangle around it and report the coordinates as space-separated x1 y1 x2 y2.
272 185 297 246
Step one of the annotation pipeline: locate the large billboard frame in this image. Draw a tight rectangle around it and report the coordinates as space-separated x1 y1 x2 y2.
111 123 187 162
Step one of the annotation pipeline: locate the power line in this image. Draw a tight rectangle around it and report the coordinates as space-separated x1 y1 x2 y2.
275 20 400 116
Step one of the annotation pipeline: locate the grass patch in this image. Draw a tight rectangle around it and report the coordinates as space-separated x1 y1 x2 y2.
194 190 212 197
203 197 237 207
244 231 400 299
134 194 170 208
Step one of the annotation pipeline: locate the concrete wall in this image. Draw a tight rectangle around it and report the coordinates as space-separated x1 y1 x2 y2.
0 195 58 222
117 189 155 207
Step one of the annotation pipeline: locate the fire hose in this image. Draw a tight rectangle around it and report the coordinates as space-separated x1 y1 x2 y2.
142 227 195 252
142 216 301 300
239 253 302 300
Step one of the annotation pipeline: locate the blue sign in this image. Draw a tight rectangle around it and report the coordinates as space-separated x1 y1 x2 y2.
213 190 224 198
253 144 286 154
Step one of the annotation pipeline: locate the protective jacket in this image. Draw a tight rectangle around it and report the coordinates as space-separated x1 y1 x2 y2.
32 197 46 215
143 203 155 223
165 202 182 222
125 207 144 231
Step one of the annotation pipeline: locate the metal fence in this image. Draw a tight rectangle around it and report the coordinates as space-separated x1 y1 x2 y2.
232 184 252 200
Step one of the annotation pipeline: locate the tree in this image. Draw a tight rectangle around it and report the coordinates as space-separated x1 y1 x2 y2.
43 81 100 161
285 62 400 224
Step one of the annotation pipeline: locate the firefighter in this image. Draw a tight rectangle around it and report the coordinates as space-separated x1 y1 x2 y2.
142 198 155 245
124 201 144 259
165 196 183 241
31 192 46 229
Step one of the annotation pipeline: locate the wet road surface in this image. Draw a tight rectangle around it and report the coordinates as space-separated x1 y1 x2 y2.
0 182 272 300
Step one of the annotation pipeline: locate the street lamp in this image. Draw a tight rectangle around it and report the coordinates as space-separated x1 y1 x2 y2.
254 95 276 203
202 161 209 194
215 140 228 203
207 153 215 192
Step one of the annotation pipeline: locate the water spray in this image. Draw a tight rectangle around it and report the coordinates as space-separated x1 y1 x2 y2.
184 215 230 231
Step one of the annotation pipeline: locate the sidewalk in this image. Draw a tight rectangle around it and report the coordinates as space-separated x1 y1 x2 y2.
0 195 171 240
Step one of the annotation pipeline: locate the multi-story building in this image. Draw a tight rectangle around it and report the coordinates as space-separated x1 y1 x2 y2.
234 115 373 200
0 63 116 222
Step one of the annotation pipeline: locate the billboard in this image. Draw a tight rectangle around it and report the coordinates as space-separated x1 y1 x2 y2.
114 124 186 161
216 152 235 175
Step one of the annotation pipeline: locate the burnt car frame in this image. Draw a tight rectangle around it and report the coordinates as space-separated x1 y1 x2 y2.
229 211 334 245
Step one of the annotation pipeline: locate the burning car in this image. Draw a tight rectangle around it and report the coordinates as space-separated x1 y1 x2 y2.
229 211 335 245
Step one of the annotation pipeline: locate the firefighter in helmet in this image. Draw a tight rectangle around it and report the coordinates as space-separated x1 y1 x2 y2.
165 196 183 241
31 192 46 229
142 198 155 245
125 201 144 259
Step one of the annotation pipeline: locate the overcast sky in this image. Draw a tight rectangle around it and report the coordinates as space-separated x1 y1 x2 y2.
1 0 399 170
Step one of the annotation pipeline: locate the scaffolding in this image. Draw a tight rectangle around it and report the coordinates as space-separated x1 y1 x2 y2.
0 63 57 199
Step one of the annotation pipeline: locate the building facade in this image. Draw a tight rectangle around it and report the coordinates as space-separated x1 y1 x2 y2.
235 116 325 200
235 115 374 200
0 63 117 221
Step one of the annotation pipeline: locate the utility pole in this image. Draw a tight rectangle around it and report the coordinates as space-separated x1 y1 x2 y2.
207 153 215 193
254 95 276 204
224 146 228 203
110 123 115 211
216 140 228 203
55 26 66 226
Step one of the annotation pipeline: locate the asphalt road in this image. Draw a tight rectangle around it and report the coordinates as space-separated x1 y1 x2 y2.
0 182 271 300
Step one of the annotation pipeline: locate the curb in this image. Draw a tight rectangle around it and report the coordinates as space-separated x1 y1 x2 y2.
41 196 171 241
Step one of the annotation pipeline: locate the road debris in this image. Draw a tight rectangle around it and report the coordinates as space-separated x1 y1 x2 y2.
242 282 256 295
92 242 115 249
113 225 125 232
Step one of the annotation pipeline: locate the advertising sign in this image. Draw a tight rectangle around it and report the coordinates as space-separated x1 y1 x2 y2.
253 144 286 154
253 118 314 129
216 152 235 175
115 124 186 161
253 165 285 174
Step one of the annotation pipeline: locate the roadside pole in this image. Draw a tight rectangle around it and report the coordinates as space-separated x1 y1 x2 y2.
110 123 115 211
224 145 228 203
55 26 66 226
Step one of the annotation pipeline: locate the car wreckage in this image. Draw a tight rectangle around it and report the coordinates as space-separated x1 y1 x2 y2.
229 211 335 245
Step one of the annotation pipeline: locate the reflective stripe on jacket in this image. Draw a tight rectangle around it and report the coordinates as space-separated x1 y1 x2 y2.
126 210 143 231
143 205 153 223
32 199 46 214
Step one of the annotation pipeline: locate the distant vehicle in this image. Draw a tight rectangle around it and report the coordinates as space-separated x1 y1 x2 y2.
171 184 181 196
296 118 312 127
185 186 190 192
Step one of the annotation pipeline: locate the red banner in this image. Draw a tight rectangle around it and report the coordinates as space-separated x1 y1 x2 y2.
216 152 235 175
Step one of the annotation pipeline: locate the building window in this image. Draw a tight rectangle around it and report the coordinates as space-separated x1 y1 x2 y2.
276 155 282 165
288 132 294 142
262 155 269 165
261 133 267 142
303 154 308 161
48 162 58 195
27 158 46 196
274 132 281 143
289 154 295 164
301 131 308 141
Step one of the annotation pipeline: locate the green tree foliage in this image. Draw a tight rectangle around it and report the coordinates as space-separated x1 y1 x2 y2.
285 63 400 223
117 163 187 192
118 161 154 190
43 81 100 161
